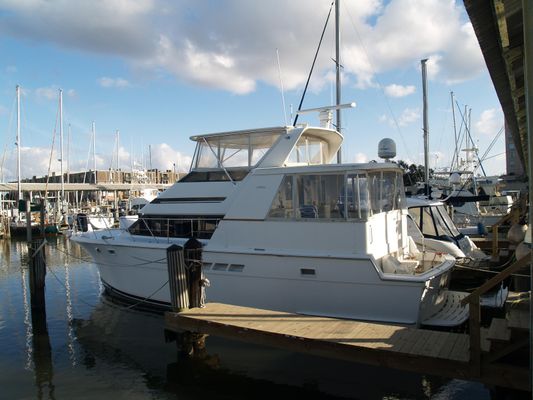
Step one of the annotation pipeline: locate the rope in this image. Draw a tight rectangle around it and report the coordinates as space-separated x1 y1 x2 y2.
42 243 171 311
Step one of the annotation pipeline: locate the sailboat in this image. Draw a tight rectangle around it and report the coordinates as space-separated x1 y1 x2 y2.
71 2 469 327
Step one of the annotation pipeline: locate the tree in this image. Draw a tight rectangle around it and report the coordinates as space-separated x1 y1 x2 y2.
394 160 433 187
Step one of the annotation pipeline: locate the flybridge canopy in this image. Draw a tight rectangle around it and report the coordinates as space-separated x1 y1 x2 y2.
189 125 343 171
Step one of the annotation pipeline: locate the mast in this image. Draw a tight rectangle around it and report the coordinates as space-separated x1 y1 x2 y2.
421 59 430 197
116 130 120 172
67 123 71 184
450 91 458 170
59 89 65 201
92 121 96 184
335 0 342 163
16 85 22 203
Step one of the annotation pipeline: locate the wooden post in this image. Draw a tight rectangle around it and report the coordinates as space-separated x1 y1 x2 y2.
40 198 45 237
25 199 32 243
184 238 204 308
29 240 47 311
468 296 481 376
166 244 189 311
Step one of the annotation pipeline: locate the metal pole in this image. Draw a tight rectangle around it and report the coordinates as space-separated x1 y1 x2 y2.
421 59 430 197
59 89 64 202
335 0 342 163
16 85 22 204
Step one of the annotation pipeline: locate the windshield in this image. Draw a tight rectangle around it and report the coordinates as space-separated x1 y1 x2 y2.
435 205 461 236
193 131 282 169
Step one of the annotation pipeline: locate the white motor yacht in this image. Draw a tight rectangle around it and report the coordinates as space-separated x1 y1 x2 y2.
72 118 468 327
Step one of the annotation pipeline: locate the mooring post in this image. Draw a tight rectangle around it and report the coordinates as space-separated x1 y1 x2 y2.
29 240 47 311
25 199 32 243
166 244 189 312
184 238 205 308
40 198 45 237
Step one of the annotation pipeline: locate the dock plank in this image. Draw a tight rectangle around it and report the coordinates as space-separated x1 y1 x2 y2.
164 303 529 391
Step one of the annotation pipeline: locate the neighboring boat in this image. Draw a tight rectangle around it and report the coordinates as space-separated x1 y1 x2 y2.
406 197 490 263
118 188 160 229
72 119 469 327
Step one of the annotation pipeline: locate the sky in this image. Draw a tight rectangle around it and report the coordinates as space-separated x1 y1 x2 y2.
0 0 508 182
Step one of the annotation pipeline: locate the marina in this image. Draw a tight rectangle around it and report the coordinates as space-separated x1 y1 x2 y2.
0 237 495 399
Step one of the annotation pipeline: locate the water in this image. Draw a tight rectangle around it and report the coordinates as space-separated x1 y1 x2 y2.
0 236 493 399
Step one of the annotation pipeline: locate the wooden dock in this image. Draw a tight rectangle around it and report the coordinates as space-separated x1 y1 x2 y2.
165 302 530 392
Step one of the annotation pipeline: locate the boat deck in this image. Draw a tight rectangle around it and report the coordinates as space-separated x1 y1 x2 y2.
165 302 530 392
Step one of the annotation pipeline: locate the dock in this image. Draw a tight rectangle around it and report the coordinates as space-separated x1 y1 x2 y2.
165 302 530 392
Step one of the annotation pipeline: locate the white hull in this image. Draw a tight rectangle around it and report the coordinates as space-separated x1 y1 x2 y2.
74 230 455 326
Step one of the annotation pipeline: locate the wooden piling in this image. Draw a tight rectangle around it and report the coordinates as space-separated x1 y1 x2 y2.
184 238 204 308
25 199 32 243
28 240 46 310
166 244 189 311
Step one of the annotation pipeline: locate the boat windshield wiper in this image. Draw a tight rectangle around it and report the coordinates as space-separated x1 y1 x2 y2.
202 138 236 185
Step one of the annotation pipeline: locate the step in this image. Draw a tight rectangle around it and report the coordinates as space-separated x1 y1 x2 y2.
506 308 529 331
480 327 491 352
487 318 511 342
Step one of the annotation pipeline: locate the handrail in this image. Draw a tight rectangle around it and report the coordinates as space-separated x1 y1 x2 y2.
461 254 530 306
461 253 531 375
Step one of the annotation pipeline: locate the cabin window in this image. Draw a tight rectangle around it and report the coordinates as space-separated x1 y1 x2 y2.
435 205 461 237
180 169 249 182
295 174 344 219
346 174 370 219
267 170 404 221
420 207 438 236
267 176 294 218
128 215 222 239
287 135 328 165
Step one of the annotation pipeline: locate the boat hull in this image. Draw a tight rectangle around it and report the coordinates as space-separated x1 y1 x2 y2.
73 232 455 326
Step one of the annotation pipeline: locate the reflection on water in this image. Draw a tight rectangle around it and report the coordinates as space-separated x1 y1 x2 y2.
0 236 492 399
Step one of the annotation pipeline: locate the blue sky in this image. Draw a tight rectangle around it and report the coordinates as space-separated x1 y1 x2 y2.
0 0 506 182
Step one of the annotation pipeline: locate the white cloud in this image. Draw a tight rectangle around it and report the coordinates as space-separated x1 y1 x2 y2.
98 77 132 88
384 84 415 98
353 152 369 163
474 108 503 136
35 86 58 100
0 0 487 94
147 143 191 172
380 108 420 127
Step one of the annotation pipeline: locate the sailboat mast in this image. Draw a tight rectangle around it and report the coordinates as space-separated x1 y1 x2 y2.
335 0 342 163
59 89 65 201
116 130 120 173
67 123 71 184
421 59 430 196
16 85 22 203
92 121 96 184
450 91 458 170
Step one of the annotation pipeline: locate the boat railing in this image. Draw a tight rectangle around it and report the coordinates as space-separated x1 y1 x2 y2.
460 254 530 376
129 216 222 242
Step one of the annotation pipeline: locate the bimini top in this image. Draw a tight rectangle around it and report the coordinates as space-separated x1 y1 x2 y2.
188 125 343 172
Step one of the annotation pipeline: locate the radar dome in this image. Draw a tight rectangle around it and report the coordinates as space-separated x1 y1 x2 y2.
378 138 396 160
449 172 461 185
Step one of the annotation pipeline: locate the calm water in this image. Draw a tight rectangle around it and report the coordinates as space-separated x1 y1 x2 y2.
0 236 493 400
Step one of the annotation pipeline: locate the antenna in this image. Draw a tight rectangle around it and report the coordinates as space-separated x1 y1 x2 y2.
276 48 288 126
296 102 356 129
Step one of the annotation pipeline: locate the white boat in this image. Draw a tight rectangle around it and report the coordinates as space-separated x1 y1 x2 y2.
406 197 490 262
72 118 469 327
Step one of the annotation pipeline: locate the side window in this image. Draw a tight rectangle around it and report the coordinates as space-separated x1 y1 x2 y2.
268 174 345 220
346 174 369 220
267 176 294 219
